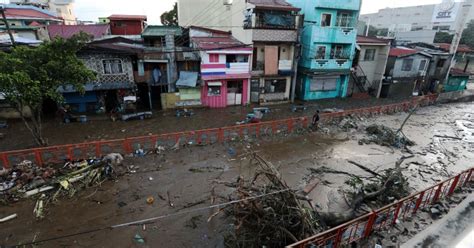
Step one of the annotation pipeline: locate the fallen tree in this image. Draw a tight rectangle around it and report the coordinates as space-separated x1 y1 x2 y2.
223 153 323 247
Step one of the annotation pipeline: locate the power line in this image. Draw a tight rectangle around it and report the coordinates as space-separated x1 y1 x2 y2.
15 188 293 247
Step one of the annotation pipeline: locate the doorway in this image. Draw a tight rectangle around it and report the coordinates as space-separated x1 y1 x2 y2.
227 80 243 105
105 90 119 113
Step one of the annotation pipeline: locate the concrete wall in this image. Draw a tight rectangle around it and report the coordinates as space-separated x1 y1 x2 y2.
395 30 437 44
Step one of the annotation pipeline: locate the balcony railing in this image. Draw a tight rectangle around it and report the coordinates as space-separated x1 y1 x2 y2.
244 12 297 30
315 51 352 60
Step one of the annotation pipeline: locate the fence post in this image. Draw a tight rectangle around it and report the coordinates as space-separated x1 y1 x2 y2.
392 201 403 225
34 149 43 167
218 128 224 143
448 175 461 196
123 139 132 154
302 117 308 128
1 153 9 169
413 191 425 214
95 142 101 157
464 169 473 187
255 124 260 137
67 146 74 161
432 182 444 204
363 212 377 238
334 227 343 247
196 131 202 145
287 119 293 133
272 121 277 135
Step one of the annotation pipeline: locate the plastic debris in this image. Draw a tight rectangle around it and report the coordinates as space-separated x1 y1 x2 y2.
134 234 145 244
146 196 155 205
148 177 154 181
33 196 45 219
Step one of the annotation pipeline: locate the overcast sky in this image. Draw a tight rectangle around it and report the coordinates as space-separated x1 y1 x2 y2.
5 0 445 24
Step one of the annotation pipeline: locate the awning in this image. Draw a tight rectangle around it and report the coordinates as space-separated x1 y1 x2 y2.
208 82 222 86
176 71 199 88
58 82 135 93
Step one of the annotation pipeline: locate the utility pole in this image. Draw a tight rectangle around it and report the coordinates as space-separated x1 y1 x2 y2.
290 14 303 103
0 5 15 46
444 0 473 83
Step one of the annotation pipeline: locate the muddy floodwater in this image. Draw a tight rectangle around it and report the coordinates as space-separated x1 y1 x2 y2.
1 101 474 247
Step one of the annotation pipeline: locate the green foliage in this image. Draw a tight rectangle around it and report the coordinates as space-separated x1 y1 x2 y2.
434 32 454 43
161 2 178 26
460 19 474 49
0 32 96 146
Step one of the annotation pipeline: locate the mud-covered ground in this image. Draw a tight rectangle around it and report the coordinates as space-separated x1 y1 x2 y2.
0 96 412 151
1 101 473 247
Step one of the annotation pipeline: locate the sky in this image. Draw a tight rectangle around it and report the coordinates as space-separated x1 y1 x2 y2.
4 0 445 24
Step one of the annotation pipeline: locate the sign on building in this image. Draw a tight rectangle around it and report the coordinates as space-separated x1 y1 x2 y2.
432 0 460 23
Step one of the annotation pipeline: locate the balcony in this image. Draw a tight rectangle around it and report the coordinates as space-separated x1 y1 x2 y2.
312 27 357 44
245 11 299 42
311 59 352 70
252 60 294 76
314 0 361 11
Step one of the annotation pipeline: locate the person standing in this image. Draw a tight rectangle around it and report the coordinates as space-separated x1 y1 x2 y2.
312 110 320 131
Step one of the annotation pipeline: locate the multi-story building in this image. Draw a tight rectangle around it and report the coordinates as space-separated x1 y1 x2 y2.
287 0 361 100
9 0 76 25
108 15 147 36
360 0 474 36
178 0 301 105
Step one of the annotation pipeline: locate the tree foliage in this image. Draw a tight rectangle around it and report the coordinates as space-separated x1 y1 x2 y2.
161 2 178 26
0 33 96 146
460 19 474 49
434 32 454 43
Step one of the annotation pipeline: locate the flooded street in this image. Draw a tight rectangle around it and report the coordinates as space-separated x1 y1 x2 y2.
1 101 474 247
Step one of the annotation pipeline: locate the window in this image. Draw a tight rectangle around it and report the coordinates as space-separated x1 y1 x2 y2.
437 59 446 68
419 60 427 71
56 8 62 14
235 55 249 63
264 79 286 93
364 49 376 61
310 76 338 91
209 54 219 63
316 46 326 59
226 54 237 63
401 59 414 71
336 12 351 27
103 59 124 74
321 13 332 27
330 45 344 59
207 85 221 96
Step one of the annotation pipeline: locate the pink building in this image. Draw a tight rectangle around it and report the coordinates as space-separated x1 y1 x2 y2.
191 27 252 108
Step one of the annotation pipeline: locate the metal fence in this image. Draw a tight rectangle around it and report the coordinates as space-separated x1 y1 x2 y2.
0 95 438 169
287 167 473 248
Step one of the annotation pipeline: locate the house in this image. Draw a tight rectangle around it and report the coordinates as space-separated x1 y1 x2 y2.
190 27 253 108
58 38 142 113
137 25 200 109
0 4 62 41
436 43 473 77
47 24 110 40
177 0 301 105
287 0 361 101
350 36 391 98
108 15 147 35
382 47 432 97
9 0 77 25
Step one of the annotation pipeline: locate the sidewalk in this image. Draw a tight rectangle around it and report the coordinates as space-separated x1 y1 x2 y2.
0 95 448 152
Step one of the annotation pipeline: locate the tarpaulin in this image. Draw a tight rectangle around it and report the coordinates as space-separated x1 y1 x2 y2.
176 71 199 88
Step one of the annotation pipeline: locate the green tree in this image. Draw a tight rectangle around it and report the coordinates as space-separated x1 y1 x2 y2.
366 25 379 37
161 2 178 26
460 19 474 49
434 32 454 43
0 33 95 146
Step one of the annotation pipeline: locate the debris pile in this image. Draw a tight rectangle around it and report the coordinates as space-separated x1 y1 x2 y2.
1 155 119 206
223 153 322 247
360 124 415 148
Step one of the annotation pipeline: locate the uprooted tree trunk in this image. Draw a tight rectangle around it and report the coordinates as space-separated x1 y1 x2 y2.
223 153 323 247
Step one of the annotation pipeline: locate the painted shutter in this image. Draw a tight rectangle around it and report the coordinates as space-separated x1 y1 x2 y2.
264 46 278 75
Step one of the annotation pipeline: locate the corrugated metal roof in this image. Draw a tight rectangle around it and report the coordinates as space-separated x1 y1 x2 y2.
357 35 390 45
108 14 147 21
3 4 59 20
47 24 110 39
192 36 248 50
389 47 417 57
435 43 473 53
142 26 182 37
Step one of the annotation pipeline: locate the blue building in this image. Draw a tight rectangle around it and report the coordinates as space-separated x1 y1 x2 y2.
287 0 361 100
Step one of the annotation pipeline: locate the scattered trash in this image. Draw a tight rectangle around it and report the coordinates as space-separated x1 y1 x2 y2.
253 107 270 114
33 196 45 219
148 177 154 181
134 234 145 244
146 196 155 205
0 213 17 223
0 133 4 139
291 105 307 112
227 148 236 157
176 109 194 117
118 201 127 208
0 121 8 128
102 153 124 166
322 108 344 113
